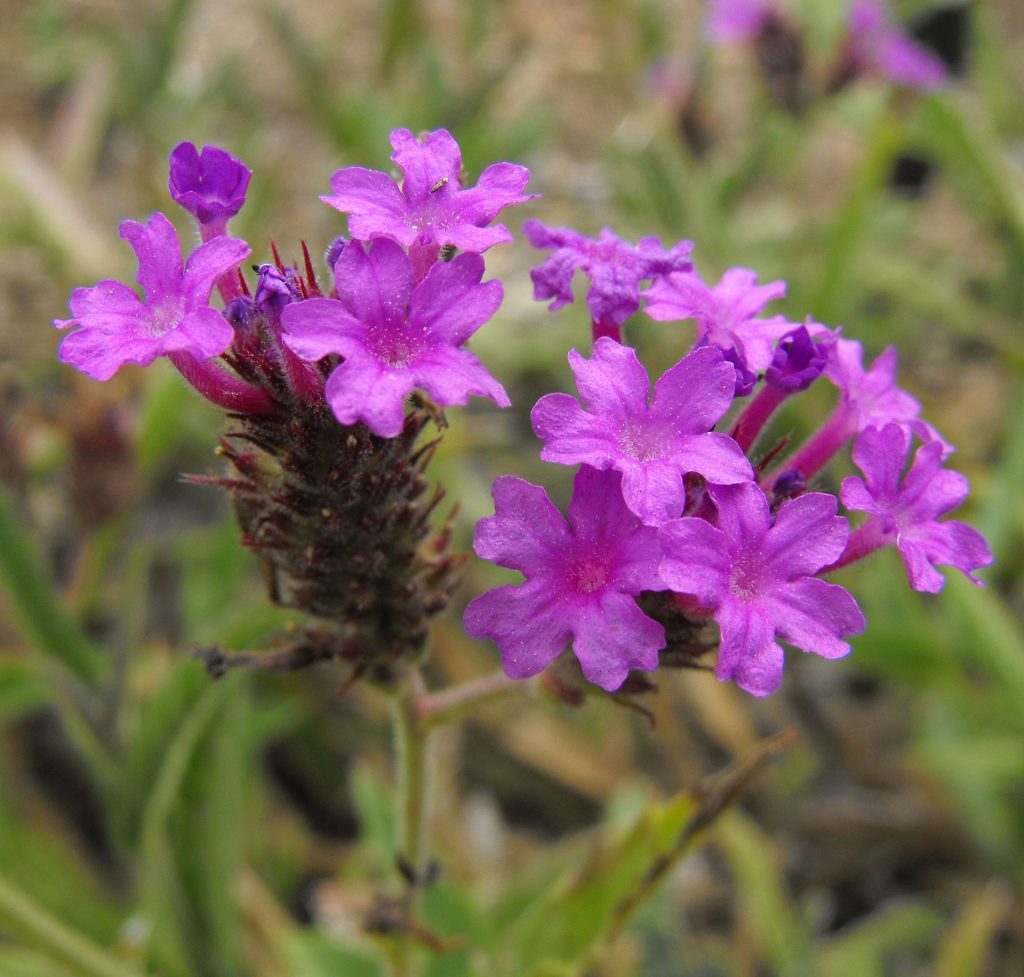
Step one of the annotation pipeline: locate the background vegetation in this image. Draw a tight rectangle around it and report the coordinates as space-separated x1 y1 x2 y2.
1 0 1022 974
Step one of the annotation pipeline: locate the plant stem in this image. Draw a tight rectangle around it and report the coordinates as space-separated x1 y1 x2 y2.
417 668 529 728
0 873 152 977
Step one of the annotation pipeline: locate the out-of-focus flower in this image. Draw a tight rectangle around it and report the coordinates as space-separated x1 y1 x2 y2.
523 222 692 342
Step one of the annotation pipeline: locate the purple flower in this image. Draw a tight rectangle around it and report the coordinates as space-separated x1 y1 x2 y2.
55 212 250 381
522 221 693 341
280 238 508 437
706 0 778 43
531 338 752 525
168 142 252 239
843 0 947 91
660 482 865 697
464 467 666 692
839 424 992 592
643 266 797 379
322 128 535 271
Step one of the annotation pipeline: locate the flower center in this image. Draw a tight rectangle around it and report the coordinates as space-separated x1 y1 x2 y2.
729 551 762 601
617 420 667 462
144 298 185 337
370 325 426 369
567 554 611 595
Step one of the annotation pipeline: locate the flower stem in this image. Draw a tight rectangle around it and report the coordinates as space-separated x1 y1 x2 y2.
0 872 151 977
417 668 528 728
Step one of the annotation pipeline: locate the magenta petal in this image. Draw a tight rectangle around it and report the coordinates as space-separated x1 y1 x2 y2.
182 235 251 308
322 354 415 437
659 518 732 606
675 432 752 485
412 345 509 409
572 593 665 691
771 578 864 659
391 128 462 202
708 482 772 550
532 393 619 464
764 492 849 577
335 239 415 328
280 298 365 362
323 166 410 239
160 306 235 360
651 345 736 432
463 583 570 680
839 475 880 515
120 214 183 305
474 477 568 574
715 599 784 697
58 323 158 381
620 459 687 525
410 254 502 344
574 338 651 418
900 521 993 592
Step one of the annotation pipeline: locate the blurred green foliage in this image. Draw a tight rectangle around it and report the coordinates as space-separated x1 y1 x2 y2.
1 0 1023 975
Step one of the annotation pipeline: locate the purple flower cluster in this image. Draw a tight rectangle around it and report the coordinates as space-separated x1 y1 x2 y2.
56 130 534 435
466 227 992 697
705 0 947 94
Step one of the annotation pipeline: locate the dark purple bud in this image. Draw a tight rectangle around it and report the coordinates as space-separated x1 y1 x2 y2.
770 468 806 504
765 326 826 392
254 264 301 316
168 142 251 235
711 343 758 396
325 236 348 275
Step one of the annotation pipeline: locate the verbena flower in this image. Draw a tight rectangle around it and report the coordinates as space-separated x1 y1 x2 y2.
643 266 798 387
706 0 779 42
55 212 249 381
463 466 666 692
522 222 693 342
322 127 534 275
531 338 752 525
660 482 865 696
280 238 509 437
842 0 947 91
838 423 992 592
168 141 252 239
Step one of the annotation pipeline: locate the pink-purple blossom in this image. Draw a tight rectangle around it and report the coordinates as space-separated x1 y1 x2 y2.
168 142 252 239
643 266 798 386
706 0 779 43
659 482 865 697
280 238 508 438
55 212 250 381
838 423 992 592
321 128 534 275
531 338 752 525
842 0 947 91
464 466 666 691
522 222 693 341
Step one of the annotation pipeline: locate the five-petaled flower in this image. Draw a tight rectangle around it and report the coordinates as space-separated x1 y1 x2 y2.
55 212 250 381
839 423 992 592
523 221 692 341
463 466 666 692
280 238 509 438
531 338 752 525
660 482 866 697
322 128 535 276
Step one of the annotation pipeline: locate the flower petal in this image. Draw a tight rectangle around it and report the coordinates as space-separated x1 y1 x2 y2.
715 599 784 697
572 592 665 691
770 577 864 659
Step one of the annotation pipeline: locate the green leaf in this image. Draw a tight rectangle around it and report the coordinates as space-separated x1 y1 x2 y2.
0 486 104 685
281 930 383 977
817 902 942 977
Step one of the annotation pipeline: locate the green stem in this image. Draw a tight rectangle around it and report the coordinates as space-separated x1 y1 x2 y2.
417 668 528 729
0 873 151 977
